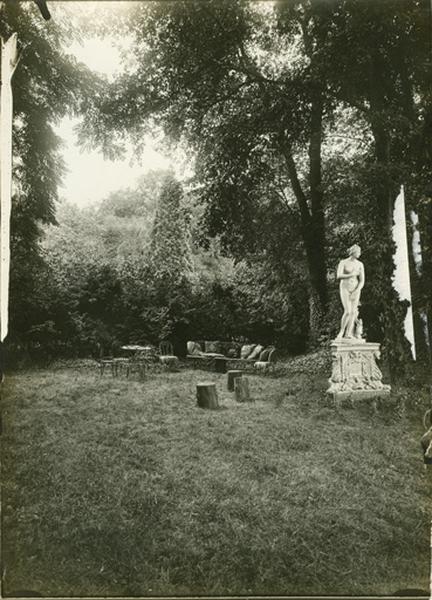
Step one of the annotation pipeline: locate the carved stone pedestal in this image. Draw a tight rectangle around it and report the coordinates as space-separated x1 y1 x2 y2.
327 340 391 402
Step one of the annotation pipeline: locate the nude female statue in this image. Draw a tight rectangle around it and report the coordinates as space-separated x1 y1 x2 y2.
336 244 365 340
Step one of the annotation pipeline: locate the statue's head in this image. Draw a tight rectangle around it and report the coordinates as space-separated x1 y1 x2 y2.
348 244 361 258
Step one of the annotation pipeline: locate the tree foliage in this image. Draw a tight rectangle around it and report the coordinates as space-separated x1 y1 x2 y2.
1 0 100 346
5 1 431 372
79 1 333 321
78 0 431 369
147 174 193 283
29 169 309 361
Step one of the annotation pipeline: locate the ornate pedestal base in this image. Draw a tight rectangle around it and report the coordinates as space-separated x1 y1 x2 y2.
327 340 391 402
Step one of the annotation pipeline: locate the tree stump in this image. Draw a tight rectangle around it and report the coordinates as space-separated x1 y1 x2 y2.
227 369 242 391
196 382 219 409
234 377 251 402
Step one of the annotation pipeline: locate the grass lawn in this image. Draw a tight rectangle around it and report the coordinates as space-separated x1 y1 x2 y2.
1 357 431 596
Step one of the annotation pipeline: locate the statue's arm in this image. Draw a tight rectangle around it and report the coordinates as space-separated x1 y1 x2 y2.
336 260 351 279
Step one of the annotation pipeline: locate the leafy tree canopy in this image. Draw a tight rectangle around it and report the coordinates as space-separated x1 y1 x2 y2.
77 0 430 364
1 0 103 343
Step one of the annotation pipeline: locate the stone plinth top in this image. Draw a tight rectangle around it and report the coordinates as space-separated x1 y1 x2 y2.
330 339 379 351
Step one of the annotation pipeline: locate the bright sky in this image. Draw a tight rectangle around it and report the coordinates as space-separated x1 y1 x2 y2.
55 34 175 207
392 186 416 358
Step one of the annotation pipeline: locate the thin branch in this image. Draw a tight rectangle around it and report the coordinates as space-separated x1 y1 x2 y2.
274 187 291 209
326 133 371 145
237 43 276 86
342 97 370 115
207 9 276 89
300 13 313 58
203 80 249 114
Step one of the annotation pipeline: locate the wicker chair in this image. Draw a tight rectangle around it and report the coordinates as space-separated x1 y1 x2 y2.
158 341 179 370
94 343 116 377
95 343 131 377
127 351 149 379
253 347 277 373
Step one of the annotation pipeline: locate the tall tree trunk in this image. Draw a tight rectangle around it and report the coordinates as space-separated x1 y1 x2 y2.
282 150 327 309
308 91 328 311
368 56 412 377
279 93 328 342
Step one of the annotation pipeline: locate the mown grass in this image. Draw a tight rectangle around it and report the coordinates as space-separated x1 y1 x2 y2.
1 359 431 596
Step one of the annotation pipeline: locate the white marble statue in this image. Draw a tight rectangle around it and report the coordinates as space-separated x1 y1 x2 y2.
336 244 365 340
